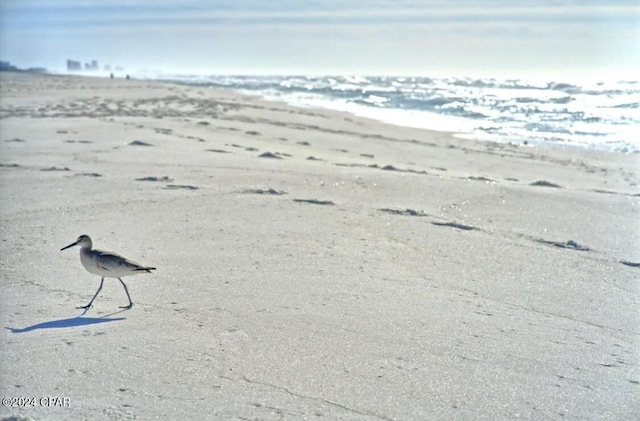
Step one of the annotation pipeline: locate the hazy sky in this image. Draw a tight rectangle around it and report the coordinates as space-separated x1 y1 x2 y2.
1 0 638 79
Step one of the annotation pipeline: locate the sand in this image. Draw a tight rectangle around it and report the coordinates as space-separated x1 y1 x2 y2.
1 71 638 420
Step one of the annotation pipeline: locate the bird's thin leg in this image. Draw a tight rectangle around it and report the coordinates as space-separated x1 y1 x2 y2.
78 277 104 309
117 278 133 309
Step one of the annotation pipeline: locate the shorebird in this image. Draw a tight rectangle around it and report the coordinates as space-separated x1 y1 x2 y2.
61 235 155 309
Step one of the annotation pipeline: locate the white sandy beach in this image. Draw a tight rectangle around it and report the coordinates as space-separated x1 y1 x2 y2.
1 72 638 420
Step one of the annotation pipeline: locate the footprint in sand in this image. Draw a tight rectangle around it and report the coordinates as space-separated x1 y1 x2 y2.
431 221 478 231
467 176 494 182
620 260 640 268
128 140 154 146
74 173 102 177
164 184 199 190
41 166 71 172
136 176 174 182
379 164 429 176
258 152 282 159
335 163 428 177
293 199 335 206
186 136 206 142
379 208 429 217
530 180 562 188
243 188 287 195
535 239 590 251
379 208 477 231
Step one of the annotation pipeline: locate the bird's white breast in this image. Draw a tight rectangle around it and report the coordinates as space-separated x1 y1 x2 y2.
80 248 113 277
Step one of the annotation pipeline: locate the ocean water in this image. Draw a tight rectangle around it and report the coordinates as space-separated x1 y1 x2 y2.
159 74 640 153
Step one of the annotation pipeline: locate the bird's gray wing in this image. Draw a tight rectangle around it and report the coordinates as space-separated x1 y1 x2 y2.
94 250 142 272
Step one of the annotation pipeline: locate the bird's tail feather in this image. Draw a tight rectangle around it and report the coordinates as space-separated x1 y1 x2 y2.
134 267 156 273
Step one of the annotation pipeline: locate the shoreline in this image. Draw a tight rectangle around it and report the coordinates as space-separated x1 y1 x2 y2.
137 72 640 155
5 70 638 157
1 71 638 420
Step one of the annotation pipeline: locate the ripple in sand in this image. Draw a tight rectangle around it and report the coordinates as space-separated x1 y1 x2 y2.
4 138 26 143
620 260 640 268
0 163 20 168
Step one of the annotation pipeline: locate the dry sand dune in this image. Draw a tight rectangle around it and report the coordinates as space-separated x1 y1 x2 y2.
1 72 638 420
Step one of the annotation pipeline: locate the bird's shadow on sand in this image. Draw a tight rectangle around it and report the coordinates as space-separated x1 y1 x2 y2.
6 308 127 333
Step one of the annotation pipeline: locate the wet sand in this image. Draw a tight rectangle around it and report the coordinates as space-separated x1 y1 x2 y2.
1 71 639 420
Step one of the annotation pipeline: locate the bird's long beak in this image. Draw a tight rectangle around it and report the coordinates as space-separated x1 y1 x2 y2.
61 240 79 251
